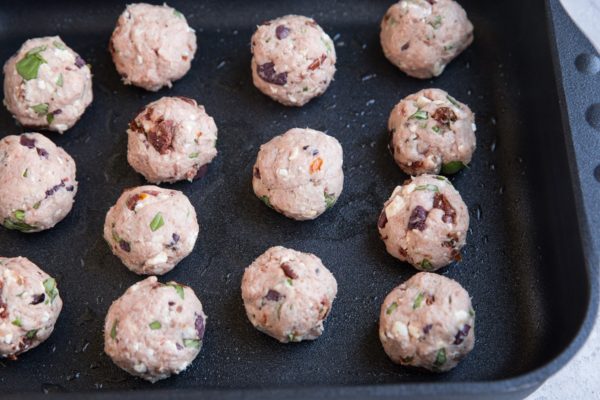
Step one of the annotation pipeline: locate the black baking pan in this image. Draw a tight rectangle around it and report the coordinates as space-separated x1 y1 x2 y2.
0 0 597 399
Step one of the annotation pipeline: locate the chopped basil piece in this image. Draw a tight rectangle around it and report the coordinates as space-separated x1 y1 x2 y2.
414 184 439 192
434 175 447 181
434 348 447 367
149 321 162 330
168 283 185 300
33 201 41 210
14 210 26 221
446 95 461 108
110 320 118 340
429 15 442 29
22 169 28 178
53 41 66 50
432 125 441 133
183 338 201 349
26 329 38 339
260 195 272 208
419 259 434 271
16 50 46 81
173 9 184 18
31 103 49 116
46 113 54 124
469 308 475 317
324 192 336 209
149 212 165 232
286 278 293 286
2 218 36 232
56 74 63 87
413 293 424 309
11 318 22 327
441 161 466 175
287 333 296 342
43 277 58 304
386 302 398 315
409 109 428 120
188 152 199 158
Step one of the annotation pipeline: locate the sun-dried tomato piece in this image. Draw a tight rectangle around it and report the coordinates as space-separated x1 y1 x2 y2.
253 167 261 179
309 157 323 174
257 62 287 85
281 263 298 279
431 107 457 126
275 25 290 40
265 289 281 301
454 324 471 344
308 54 327 70
195 314 205 339
147 119 175 154
408 206 428 231
433 193 456 224
378 210 388 229
0 280 8 319
19 135 36 148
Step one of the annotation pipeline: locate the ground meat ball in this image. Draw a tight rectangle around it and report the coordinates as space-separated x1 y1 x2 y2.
103 186 198 275
380 0 473 79
3 36 93 133
389 88 476 175
127 97 218 183
241 246 337 343
110 3 197 91
0 133 77 233
378 175 468 271
379 272 475 372
0 257 62 359
104 276 206 382
253 128 343 220
251 15 336 106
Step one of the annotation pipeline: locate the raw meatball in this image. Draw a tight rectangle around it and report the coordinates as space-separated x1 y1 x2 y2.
378 175 468 271
0 257 62 359
389 88 476 175
3 36 93 133
110 3 197 91
380 0 473 79
252 128 343 220
127 96 218 183
104 276 206 382
379 272 475 372
251 15 336 106
103 186 198 275
0 133 77 233
241 246 337 343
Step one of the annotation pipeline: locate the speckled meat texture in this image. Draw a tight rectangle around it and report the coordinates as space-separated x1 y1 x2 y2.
0 133 77 233
3 36 93 133
380 0 473 79
379 272 475 372
252 128 343 220
110 3 197 91
103 185 198 275
378 175 468 271
389 88 476 175
251 15 336 106
241 246 337 343
104 276 206 382
127 96 218 183
0 257 62 359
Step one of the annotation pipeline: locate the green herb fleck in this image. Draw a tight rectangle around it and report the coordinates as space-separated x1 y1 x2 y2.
444 44 455 52
149 212 165 232
419 259 434 271
286 278 293 286
429 15 442 29
409 109 428 120
260 195 272 208
110 320 118 340
413 293 425 309
53 41 66 50
434 175 447 181
168 283 185 300
188 152 199 158
441 161 466 175
149 321 162 330
16 49 47 81
324 192 337 209
22 169 28 178
14 210 26 221
2 218 36 232
414 184 439 192
386 302 398 315
287 333 297 342
322 37 333 54
31 103 49 116
276 303 283 320
173 9 184 18
43 277 58 304
25 329 38 339
11 318 22 327
434 348 447 367
446 95 461 108
432 125 441 134
56 73 63 87
33 201 41 210
183 338 201 349
469 308 475 317
46 113 54 124
303 87 308 92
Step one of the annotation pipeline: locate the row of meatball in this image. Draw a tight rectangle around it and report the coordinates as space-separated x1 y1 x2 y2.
0 247 474 381
2 0 473 134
